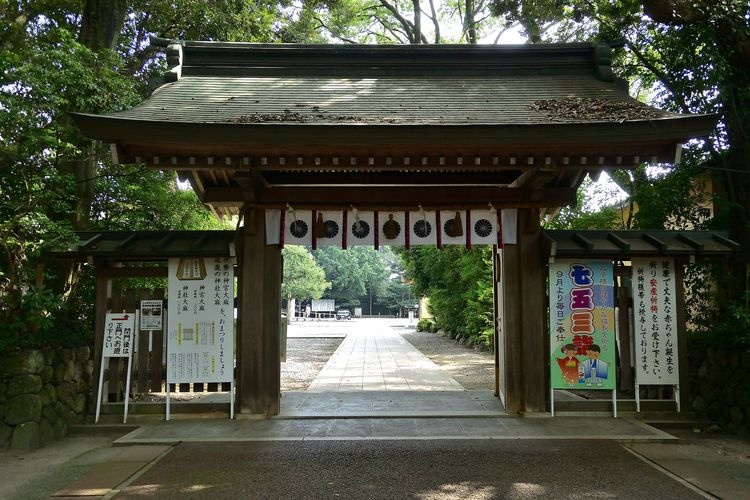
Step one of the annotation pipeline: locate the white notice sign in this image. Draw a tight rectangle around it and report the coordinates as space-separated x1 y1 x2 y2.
103 313 135 358
632 258 679 385
167 257 234 384
140 300 163 331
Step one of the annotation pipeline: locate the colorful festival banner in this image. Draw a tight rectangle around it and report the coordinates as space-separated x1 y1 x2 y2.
631 258 679 385
167 257 234 384
549 260 616 390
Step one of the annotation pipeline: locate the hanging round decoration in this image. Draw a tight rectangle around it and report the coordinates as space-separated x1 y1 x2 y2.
413 219 432 238
382 214 401 240
474 218 493 238
324 220 339 238
351 220 370 239
289 220 308 238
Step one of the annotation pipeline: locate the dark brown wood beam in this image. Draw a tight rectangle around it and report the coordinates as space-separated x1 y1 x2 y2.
255 186 577 207
258 171 523 186
202 185 575 208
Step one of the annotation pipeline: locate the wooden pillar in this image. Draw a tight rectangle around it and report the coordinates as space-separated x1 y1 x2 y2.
498 208 548 414
492 245 502 400
616 275 634 392
237 206 281 415
91 261 111 412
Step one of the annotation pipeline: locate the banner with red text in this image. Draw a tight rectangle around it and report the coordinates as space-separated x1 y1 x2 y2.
632 258 679 385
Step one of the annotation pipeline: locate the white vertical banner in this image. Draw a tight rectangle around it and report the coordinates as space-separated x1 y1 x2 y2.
378 211 406 246
408 210 437 246
284 210 313 246
632 258 679 385
501 209 517 244
167 257 234 384
468 210 499 246
315 211 344 248
439 210 466 246
347 211 375 246
265 209 281 245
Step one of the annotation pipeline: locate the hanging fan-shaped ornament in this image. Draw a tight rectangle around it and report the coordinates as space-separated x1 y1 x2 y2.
289 219 308 238
413 219 432 238
382 213 401 240
444 211 464 237
323 220 339 238
474 218 493 238
352 220 370 239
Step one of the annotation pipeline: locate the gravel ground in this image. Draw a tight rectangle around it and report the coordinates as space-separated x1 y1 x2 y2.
281 337 343 391
399 329 495 391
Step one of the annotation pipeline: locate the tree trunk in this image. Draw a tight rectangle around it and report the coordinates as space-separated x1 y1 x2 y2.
79 0 128 51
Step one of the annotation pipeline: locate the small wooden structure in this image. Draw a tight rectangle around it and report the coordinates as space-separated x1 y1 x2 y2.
71 40 718 415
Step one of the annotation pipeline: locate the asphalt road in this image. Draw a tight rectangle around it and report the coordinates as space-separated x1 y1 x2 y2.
115 439 704 499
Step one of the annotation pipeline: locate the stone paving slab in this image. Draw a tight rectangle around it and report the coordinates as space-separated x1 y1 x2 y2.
281 390 504 417
307 320 463 392
50 445 170 497
113 416 674 445
627 442 750 499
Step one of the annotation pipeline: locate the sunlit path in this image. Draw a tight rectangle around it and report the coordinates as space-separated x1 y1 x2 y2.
307 319 463 392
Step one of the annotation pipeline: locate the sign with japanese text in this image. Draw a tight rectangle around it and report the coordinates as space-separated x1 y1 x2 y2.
103 313 135 358
632 258 679 385
167 257 234 384
549 260 616 390
140 300 163 331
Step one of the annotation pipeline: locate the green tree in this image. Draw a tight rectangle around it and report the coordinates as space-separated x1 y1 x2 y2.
282 245 330 310
402 246 494 348
0 0 303 350
313 246 389 313
493 0 750 300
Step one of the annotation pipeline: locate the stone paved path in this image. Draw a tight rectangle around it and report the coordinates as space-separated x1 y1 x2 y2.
307 319 463 392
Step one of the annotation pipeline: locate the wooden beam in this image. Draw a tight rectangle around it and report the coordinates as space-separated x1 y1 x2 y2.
202 186 576 209
254 186 577 207
259 171 522 186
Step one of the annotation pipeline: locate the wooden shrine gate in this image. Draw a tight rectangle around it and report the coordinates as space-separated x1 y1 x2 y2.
71 40 717 416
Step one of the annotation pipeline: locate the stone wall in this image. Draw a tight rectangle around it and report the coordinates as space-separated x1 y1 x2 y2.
0 347 93 450
690 347 750 433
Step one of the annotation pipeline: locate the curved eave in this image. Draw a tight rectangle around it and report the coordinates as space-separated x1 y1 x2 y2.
70 112 719 152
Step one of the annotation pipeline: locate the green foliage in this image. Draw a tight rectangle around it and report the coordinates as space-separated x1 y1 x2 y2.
403 246 494 349
1 1 290 352
282 245 330 301
416 318 433 332
313 246 389 312
686 260 750 350
543 178 623 230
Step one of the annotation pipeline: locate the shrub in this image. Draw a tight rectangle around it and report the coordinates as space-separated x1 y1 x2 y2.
416 318 433 332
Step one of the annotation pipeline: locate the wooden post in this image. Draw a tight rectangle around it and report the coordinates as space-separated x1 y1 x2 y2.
499 208 547 414
149 288 165 393
237 206 282 415
91 261 111 413
492 245 501 399
136 290 149 394
616 278 634 392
